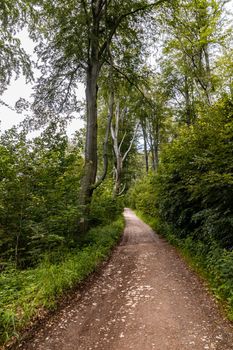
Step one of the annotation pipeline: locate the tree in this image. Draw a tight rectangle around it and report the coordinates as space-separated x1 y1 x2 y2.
137 75 172 172
215 45 233 98
159 0 226 116
0 123 83 267
30 0 166 227
93 53 144 195
0 0 32 97
110 98 139 195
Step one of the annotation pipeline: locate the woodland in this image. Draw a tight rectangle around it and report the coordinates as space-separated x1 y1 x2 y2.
0 0 233 345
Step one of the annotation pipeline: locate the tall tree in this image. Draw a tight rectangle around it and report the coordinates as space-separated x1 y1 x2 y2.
159 0 225 114
110 98 139 195
137 76 172 172
30 0 165 226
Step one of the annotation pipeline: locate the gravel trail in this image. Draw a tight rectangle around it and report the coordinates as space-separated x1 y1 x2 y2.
18 208 233 350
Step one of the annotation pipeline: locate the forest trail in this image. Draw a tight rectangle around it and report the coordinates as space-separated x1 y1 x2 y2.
18 209 233 350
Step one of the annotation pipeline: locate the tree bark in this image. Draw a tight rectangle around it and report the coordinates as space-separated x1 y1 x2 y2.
113 156 123 196
79 62 99 229
149 128 156 171
154 142 159 170
148 118 159 171
184 75 192 126
203 45 213 105
140 118 149 173
92 80 114 190
111 100 138 196
79 2 100 229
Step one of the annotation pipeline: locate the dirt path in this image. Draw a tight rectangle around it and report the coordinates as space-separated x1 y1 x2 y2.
18 209 233 350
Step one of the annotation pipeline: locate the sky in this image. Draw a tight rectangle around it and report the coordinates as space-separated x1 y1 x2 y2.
0 78 85 137
0 30 85 137
0 1 232 136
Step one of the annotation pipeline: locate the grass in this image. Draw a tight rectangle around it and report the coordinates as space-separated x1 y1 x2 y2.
0 217 124 346
135 210 233 322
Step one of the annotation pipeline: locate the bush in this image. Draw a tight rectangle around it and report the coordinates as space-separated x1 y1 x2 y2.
90 179 124 225
155 97 233 247
129 96 233 320
0 126 84 268
127 173 158 218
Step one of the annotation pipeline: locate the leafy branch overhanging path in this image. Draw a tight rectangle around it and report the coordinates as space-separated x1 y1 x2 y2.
19 209 233 350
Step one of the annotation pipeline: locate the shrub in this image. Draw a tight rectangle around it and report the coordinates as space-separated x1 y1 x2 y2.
90 179 124 225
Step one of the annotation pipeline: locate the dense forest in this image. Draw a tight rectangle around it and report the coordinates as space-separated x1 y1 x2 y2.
0 0 233 345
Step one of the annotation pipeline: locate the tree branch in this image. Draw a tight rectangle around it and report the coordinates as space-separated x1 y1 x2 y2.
122 122 139 163
92 86 114 190
92 110 112 189
58 67 79 113
117 183 126 196
119 131 127 152
99 0 167 62
105 59 155 109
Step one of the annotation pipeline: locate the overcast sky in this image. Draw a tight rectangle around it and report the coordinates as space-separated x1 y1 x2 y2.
0 29 85 137
0 1 232 136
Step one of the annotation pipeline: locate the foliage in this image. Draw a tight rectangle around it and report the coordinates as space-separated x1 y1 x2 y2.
128 95 233 319
127 172 157 218
156 96 233 247
130 96 233 247
0 0 233 344
0 120 125 346
90 179 124 226
0 0 33 95
0 216 124 345
0 124 83 268
29 0 155 113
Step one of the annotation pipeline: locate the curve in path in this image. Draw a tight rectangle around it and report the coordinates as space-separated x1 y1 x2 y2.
19 209 233 350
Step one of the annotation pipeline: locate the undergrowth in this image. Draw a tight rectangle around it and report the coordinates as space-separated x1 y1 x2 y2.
135 210 233 322
0 217 124 346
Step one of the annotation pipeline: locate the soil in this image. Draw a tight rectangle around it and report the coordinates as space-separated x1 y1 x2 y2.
15 208 233 350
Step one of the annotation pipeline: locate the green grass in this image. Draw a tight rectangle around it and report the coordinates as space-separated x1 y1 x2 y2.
135 210 233 322
0 217 124 346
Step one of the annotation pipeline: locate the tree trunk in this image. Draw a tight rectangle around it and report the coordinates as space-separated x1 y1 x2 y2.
154 117 159 170
141 119 149 173
151 143 156 171
149 117 159 172
79 62 99 228
184 75 192 126
111 99 138 196
114 156 123 196
79 4 100 230
149 131 156 171
203 45 213 105
154 142 159 170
